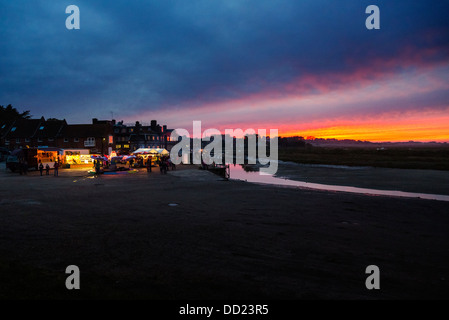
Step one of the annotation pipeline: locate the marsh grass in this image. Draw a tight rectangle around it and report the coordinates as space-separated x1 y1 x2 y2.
278 146 449 170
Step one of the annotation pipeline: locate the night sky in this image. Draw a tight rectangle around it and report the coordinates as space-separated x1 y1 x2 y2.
1 0 449 141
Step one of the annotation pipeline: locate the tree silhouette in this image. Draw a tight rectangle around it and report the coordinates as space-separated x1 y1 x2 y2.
0 104 32 122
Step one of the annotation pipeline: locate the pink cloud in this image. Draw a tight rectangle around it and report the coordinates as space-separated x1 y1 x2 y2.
125 49 449 141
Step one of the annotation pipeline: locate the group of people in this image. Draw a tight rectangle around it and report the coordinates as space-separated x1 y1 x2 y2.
38 160 59 176
16 155 177 177
128 156 149 169
130 157 153 173
157 156 175 174
127 155 175 175
88 154 175 175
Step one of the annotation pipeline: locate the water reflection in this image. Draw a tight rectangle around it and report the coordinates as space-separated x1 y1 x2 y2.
230 165 449 202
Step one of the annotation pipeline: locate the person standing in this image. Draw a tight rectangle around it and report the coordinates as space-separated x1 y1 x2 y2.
95 159 101 175
45 164 50 175
54 161 59 177
160 158 167 175
39 161 44 176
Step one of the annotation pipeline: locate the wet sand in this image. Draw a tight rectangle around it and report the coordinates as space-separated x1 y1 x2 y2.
0 163 448 299
274 161 449 195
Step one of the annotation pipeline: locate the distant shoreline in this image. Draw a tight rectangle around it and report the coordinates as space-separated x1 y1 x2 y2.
278 145 449 171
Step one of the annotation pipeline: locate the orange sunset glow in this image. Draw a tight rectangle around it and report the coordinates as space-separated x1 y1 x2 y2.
282 122 449 142
280 112 449 142
135 62 449 143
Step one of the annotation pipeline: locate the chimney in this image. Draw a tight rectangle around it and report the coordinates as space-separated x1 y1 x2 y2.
151 120 157 129
163 125 167 132
92 118 98 124
112 119 116 125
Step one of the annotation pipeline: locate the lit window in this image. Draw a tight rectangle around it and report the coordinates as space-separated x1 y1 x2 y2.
1 125 5 129
11 127 16 132
116 145 121 149
39 126 44 130
124 144 129 149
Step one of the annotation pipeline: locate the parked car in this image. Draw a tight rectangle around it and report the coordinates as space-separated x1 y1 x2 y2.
6 148 38 172
5 155 20 172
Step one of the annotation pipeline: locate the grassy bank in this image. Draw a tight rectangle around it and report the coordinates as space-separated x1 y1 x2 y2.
278 146 449 170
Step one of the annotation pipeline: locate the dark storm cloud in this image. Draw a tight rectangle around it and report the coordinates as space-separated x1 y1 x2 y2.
1 0 448 122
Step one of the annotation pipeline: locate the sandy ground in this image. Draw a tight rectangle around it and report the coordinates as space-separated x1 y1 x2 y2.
0 162 448 299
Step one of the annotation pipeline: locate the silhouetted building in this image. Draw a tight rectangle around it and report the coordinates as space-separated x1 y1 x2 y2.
59 120 114 155
114 120 175 154
0 117 66 150
0 117 175 155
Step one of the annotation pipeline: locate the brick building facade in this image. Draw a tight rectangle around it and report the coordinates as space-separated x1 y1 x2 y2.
0 117 175 155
